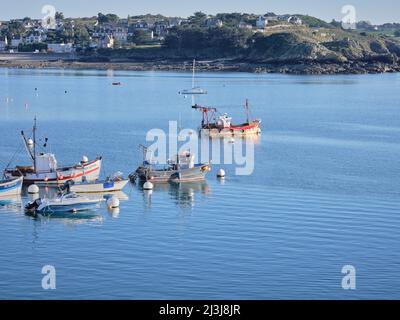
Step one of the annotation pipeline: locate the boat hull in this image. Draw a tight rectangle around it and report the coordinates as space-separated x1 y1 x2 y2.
0 177 23 197
70 179 129 193
200 121 261 137
5 158 102 185
134 164 210 184
37 201 99 214
26 196 101 217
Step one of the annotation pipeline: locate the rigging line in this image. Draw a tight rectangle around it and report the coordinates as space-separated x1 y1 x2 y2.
4 144 24 169
128 181 134 197
100 158 107 179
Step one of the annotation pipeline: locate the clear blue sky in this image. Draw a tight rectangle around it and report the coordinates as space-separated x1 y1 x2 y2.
2 0 399 24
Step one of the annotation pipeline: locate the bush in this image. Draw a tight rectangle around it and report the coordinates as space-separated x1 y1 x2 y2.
164 26 251 56
18 43 48 52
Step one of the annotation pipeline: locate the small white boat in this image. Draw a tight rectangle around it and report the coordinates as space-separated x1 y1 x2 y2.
0 176 23 197
25 192 102 217
69 177 129 193
179 59 208 95
180 87 208 95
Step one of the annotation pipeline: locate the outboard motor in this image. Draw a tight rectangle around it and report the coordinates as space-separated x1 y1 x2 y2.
25 199 42 217
59 180 74 194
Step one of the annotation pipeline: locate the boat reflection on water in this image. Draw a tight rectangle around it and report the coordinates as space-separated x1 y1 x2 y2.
201 134 262 145
140 181 210 210
0 195 22 213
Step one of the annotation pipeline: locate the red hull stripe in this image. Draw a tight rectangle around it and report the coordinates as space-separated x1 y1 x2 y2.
24 166 100 182
229 125 259 131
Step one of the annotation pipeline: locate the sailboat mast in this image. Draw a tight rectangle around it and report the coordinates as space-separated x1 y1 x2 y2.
192 59 195 89
33 116 37 172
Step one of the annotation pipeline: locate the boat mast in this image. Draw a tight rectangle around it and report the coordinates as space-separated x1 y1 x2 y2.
192 59 195 89
245 99 250 123
33 116 37 172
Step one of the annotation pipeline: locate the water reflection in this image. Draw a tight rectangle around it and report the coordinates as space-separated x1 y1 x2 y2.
139 182 210 210
0 195 23 213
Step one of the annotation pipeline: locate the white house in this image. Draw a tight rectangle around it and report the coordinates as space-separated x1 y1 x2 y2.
154 21 169 37
11 37 22 48
239 21 253 29
168 18 185 27
0 36 8 51
288 16 302 25
112 27 128 44
98 35 114 49
256 16 268 29
47 43 74 53
25 32 47 44
206 18 223 28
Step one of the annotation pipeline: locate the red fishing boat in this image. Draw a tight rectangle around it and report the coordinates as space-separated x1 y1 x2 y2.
192 99 262 137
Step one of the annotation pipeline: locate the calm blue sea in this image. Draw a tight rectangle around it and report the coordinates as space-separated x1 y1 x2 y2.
0 68 399 299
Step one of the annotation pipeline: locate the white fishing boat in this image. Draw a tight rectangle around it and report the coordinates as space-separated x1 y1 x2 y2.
179 59 208 95
0 176 23 197
69 173 129 193
4 117 102 185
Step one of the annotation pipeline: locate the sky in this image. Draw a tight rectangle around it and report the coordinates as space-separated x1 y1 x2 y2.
1 0 399 24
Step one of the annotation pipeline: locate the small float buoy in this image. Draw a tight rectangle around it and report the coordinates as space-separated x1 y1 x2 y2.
28 192 40 201
107 196 120 209
28 184 39 194
27 138 34 148
217 169 226 178
143 181 154 190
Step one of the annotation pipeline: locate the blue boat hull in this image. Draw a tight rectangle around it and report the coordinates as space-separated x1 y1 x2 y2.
0 177 23 197
37 202 99 215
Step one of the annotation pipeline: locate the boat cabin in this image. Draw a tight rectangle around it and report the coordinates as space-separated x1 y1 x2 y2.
216 114 232 128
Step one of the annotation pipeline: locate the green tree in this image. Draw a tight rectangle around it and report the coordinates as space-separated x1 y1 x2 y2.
105 14 119 24
98 13 108 24
55 12 64 20
188 12 207 26
215 13 243 27
97 13 119 24
7 21 25 40
131 30 151 44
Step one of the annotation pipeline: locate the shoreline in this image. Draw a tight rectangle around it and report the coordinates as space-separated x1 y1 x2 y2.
1 53 399 75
